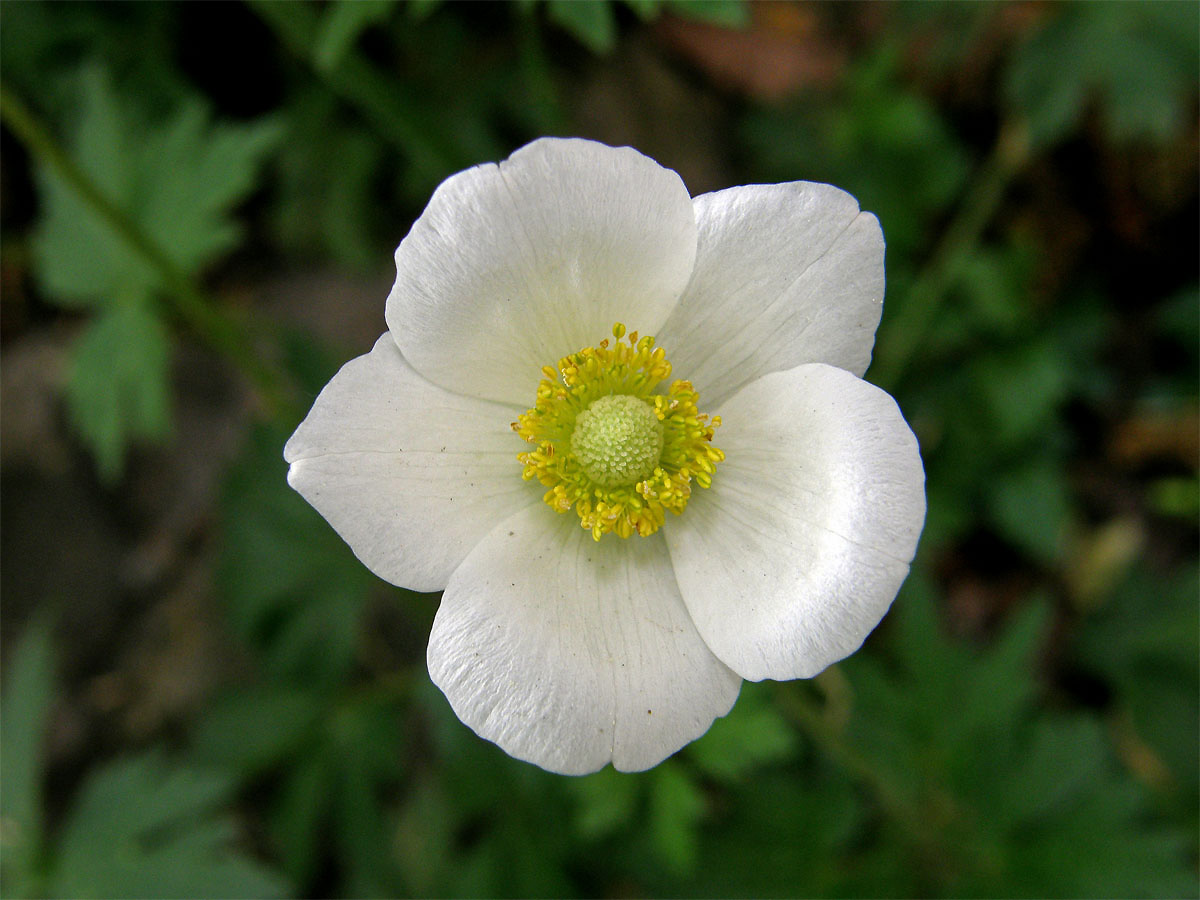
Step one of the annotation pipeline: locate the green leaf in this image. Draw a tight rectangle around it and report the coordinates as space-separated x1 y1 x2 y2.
547 0 618 54
973 336 1071 445
1148 476 1200 520
134 104 281 277
677 774 862 898
325 696 407 895
66 297 172 481
1154 285 1200 360
1074 564 1200 806
567 766 639 838
664 0 749 28
621 0 662 21
31 64 141 308
861 581 1049 791
393 777 455 896
32 64 281 307
648 762 705 873
250 0 470 192
332 739 397 896
314 0 400 72
740 49 970 258
960 600 1050 741
48 752 288 899
271 90 385 270
978 720 1195 898
687 681 798 782
30 63 280 479
249 690 409 897
945 242 1036 345
1004 13 1088 148
190 685 323 777
990 716 1108 830
0 616 56 898
839 581 1195 897
217 424 375 687
270 750 332 890
986 457 1072 564
1006 3 1199 146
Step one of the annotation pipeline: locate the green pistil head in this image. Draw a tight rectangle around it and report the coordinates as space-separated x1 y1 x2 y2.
570 394 664 488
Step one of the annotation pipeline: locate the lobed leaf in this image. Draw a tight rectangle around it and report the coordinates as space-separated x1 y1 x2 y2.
134 104 281 277
1006 3 1200 146
32 65 142 308
839 583 1196 896
66 298 172 482
29 62 280 479
546 0 617 54
48 752 288 899
314 0 401 72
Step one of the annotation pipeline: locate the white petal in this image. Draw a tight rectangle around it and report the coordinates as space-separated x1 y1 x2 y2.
386 138 698 405
657 183 885 407
665 364 925 682
284 334 533 592
427 505 741 775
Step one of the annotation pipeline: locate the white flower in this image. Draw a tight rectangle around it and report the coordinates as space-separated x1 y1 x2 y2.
284 138 925 775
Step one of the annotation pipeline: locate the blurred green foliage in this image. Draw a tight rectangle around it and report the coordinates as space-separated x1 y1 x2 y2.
1 624 287 898
22 62 279 478
1005 1 1199 146
1 1 1196 898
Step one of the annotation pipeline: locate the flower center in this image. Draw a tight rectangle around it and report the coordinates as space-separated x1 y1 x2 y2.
570 394 664 487
513 323 724 540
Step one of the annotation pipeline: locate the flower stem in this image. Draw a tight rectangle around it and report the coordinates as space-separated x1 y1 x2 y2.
248 0 460 185
0 82 299 419
871 117 1032 389
774 679 956 857
776 681 910 810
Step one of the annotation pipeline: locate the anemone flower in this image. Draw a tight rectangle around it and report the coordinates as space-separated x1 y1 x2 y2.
284 138 925 775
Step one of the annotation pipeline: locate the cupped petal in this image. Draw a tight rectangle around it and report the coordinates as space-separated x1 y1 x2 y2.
386 138 698 405
427 504 741 775
665 363 925 682
657 183 885 407
284 334 533 592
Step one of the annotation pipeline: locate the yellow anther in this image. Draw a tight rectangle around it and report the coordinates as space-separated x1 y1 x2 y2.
514 324 723 540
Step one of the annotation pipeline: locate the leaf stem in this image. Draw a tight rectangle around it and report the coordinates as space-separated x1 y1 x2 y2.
775 682 911 814
0 82 299 419
248 0 461 186
872 117 1032 389
774 680 957 859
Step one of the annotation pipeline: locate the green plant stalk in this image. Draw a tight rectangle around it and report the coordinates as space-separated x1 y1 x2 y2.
249 0 459 183
872 118 1032 389
0 82 298 418
775 682 911 812
774 681 961 863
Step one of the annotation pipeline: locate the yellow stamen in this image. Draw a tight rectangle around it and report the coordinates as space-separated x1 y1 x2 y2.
513 323 723 540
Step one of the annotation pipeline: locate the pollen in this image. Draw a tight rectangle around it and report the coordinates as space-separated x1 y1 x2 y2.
512 323 724 540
